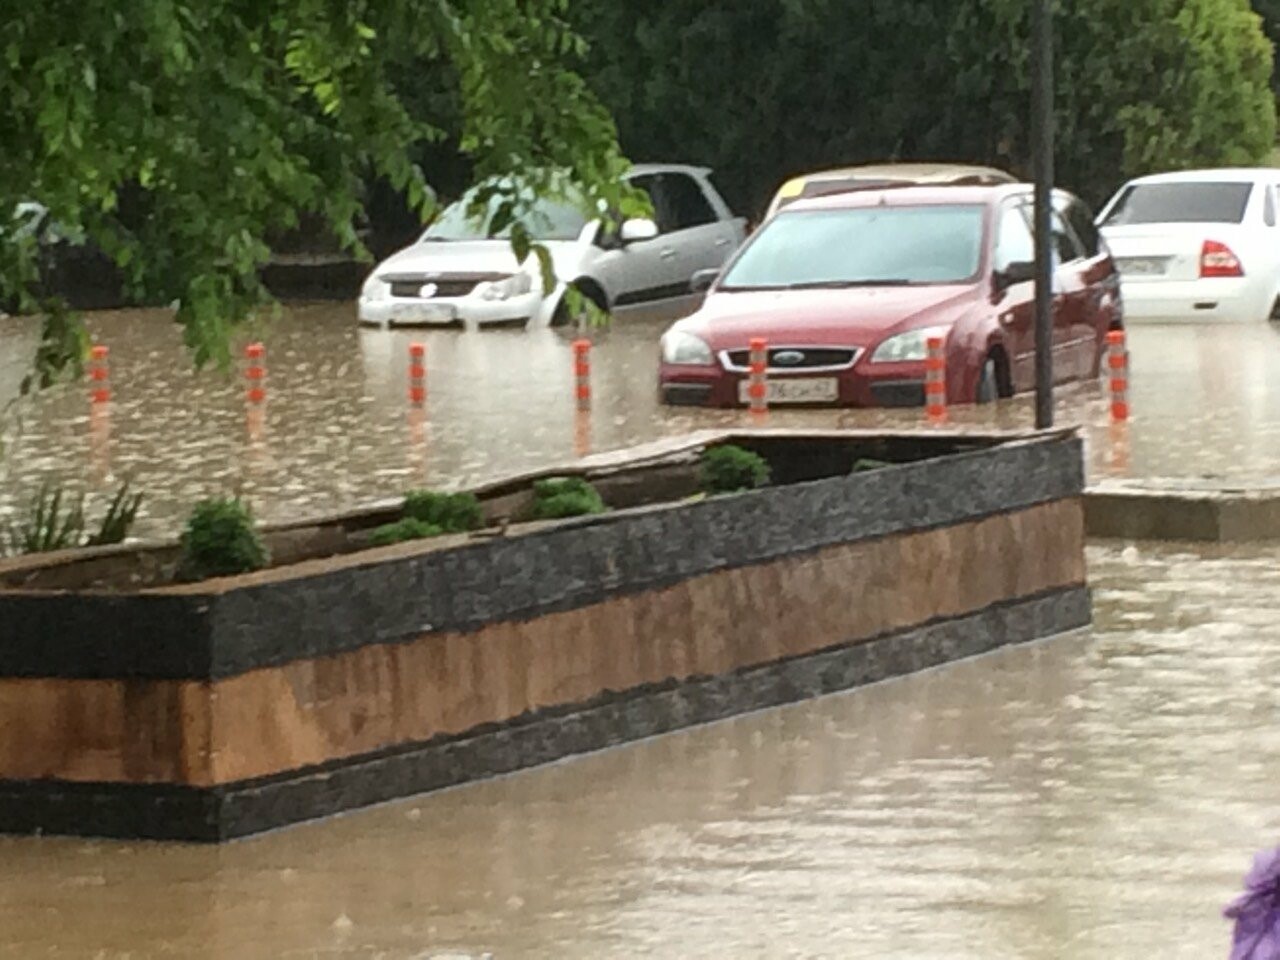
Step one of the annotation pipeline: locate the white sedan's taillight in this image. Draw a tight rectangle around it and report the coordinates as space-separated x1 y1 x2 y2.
1200 239 1244 278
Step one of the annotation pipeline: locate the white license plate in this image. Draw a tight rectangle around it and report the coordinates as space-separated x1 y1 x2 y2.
393 303 457 324
1117 257 1168 277
738 377 839 404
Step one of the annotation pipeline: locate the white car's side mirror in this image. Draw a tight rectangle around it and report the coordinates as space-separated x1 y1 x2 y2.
620 218 659 244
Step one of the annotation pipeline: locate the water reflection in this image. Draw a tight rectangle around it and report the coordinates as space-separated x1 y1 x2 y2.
4 307 1280 540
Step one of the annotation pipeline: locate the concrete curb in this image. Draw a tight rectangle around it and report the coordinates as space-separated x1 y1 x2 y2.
1084 479 1280 542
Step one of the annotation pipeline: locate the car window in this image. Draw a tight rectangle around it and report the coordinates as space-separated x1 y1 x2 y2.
663 174 717 231
423 189 589 242
994 205 1035 271
1050 210 1084 264
720 204 985 289
1266 186 1277 227
630 174 678 233
1060 199 1101 257
1101 182 1254 226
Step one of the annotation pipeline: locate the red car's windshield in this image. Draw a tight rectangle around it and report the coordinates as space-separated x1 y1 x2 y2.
721 205 986 290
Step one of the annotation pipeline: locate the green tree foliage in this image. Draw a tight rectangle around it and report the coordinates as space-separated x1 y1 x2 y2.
1253 0 1280 100
571 0 1275 214
0 0 633 390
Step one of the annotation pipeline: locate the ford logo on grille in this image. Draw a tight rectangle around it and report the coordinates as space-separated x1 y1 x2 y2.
773 350 806 367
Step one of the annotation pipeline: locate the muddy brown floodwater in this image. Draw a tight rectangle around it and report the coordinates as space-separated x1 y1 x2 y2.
1 540 1277 958
6 303 1280 540
4 308 1280 957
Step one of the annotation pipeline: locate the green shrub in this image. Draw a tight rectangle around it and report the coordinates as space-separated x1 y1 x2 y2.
369 518 443 547
698 445 770 495
1 481 143 557
403 490 484 533
177 498 268 581
1 483 85 555
86 481 144 546
530 476 606 520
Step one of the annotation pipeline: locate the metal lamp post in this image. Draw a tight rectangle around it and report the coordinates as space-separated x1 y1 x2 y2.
1032 0 1054 429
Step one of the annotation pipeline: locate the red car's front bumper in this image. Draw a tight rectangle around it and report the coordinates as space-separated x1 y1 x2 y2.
658 361 931 408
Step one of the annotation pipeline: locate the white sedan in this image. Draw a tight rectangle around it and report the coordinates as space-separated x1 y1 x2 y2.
1098 168 1280 323
358 164 746 328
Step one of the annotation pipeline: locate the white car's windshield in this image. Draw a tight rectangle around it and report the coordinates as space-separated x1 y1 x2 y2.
722 205 985 290
423 191 590 243
1101 182 1254 226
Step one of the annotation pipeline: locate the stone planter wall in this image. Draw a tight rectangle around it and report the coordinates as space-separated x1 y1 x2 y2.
0 430 1090 841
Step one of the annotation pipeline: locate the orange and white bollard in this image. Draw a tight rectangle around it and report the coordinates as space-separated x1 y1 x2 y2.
748 337 768 416
925 336 947 421
408 342 427 406
574 408 593 459
89 402 112 484
88 345 110 405
244 342 267 406
573 339 591 411
1106 329 1129 422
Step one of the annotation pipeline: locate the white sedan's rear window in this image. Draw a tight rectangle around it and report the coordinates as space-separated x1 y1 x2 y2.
1102 182 1254 226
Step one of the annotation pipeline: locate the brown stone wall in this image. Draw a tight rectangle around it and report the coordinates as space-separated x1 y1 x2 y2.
0 499 1083 788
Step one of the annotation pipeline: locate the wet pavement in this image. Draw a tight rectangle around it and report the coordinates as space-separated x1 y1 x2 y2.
4 303 1280 540
1 540 1276 958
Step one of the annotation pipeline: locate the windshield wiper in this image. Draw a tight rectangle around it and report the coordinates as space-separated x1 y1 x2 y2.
785 279 915 289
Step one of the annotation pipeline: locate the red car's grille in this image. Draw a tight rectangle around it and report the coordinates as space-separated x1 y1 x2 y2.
722 347 859 371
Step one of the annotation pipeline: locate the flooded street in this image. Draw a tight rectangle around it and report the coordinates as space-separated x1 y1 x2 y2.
4 308 1280 958
6 304 1280 539
1 540 1276 958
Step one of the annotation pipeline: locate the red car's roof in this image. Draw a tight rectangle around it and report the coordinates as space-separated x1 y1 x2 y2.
780 183 1030 213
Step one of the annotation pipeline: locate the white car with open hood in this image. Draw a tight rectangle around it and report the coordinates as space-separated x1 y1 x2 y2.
1097 168 1280 324
358 164 746 329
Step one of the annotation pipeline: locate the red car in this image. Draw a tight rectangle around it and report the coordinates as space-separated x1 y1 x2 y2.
658 184 1121 407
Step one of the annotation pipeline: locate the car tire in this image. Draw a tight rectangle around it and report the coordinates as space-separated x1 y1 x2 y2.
975 358 998 404
552 281 608 329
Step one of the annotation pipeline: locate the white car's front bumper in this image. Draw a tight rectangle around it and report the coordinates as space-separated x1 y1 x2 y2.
358 290 546 328
1119 277 1269 324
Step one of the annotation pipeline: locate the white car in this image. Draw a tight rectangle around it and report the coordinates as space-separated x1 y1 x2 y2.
1098 168 1280 323
358 164 746 328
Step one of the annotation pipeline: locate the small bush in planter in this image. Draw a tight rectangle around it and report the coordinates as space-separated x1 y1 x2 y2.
403 491 484 533
369 518 443 547
178 498 268 581
530 476 606 520
699 445 770 495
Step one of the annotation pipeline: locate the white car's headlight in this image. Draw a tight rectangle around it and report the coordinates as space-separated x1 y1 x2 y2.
475 273 533 301
361 274 390 300
661 329 713 365
871 326 949 363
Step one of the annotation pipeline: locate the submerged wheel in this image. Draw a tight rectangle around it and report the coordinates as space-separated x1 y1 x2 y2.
552 281 609 329
975 358 998 404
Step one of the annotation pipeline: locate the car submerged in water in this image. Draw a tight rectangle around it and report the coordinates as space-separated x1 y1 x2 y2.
358 164 746 329
658 183 1120 408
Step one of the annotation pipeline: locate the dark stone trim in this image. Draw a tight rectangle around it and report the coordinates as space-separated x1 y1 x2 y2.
0 435 1083 681
0 586 1090 843
0 594 215 681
